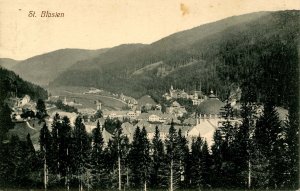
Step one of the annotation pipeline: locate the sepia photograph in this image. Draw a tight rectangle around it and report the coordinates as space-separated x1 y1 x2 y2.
0 0 299 190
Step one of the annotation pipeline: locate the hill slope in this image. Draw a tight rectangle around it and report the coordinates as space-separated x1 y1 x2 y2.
9 48 108 86
0 68 48 102
50 10 299 107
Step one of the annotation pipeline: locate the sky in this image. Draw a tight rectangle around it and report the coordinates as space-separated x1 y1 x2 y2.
0 0 299 60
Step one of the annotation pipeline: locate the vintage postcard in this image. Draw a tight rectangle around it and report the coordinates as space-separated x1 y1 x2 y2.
0 0 299 190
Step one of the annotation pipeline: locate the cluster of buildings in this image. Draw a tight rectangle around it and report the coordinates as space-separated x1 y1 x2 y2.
163 85 207 105
119 93 138 108
7 84 291 151
6 95 31 109
83 87 103 94
89 90 240 147
90 112 240 148
6 95 35 121
102 96 188 122
50 87 235 147
62 97 82 107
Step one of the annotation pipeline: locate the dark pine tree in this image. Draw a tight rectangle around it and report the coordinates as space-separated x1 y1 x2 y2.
201 140 212 188
39 123 52 189
0 135 15 187
58 116 72 188
120 135 130 189
50 113 60 177
109 119 125 190
90 120 105 188
36 99 47 119
284 38 299 189
284 108 299 189
253 100 284 189
102 139 115 188
73 116 91 190
25 133 36 173
211 130 225 188
150 126 168 189
176 128 189 189
190 136 203 189
140 127 151 191
230 103 255 189
129 126 142 188
9 135 34 187
165 121 180 191
216 100 238 188
0 104 14 141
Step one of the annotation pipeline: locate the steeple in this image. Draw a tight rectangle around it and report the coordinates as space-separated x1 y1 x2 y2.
209 90 217 99
63 97 67 105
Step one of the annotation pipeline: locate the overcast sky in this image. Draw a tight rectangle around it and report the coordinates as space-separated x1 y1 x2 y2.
0 0 299 60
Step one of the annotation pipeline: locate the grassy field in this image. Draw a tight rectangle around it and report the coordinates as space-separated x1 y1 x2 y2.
48 86 127 111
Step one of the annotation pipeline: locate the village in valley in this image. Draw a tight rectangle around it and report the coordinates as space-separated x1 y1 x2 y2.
6 84 288 150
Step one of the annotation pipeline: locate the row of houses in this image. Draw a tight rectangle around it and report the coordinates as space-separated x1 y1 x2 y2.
102 110 179 123
102 90 226 124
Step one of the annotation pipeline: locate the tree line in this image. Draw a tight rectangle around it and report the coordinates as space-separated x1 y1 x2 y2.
0 99 298 190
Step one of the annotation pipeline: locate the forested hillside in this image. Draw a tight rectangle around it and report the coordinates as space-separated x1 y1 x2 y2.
0 68 48 102
0 67 48 141
50 10 299 108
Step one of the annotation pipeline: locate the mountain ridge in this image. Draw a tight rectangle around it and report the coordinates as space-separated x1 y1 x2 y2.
1 48 109 86
50 10 299 107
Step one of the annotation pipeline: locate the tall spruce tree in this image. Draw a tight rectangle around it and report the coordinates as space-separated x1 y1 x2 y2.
284 109 299 189
121 135 130 189
0 104 14 187
215 100 238 188
165 121 180 191
211 130 225 188
58 116 72 188
39 123 52 189
284 38 299 189
110 119 125 190
73 116 91 191
230 103 255 189
103 139 116 188
0 104 14 141
254 100 284 189
90 120 105 188
9 135 34 187
128 126 151 189
0 138 14 187
25 133 36 172
190 136 203 189
150 126 168 189
129 126 142 188
50 113 61 176
36 99 47 119
201 140 212 188
176 129 189 189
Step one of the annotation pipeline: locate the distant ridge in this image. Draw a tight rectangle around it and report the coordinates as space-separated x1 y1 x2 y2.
2 48 109 86
0 58 20 70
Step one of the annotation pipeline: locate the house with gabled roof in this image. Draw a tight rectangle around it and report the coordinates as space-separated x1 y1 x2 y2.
166 101 187 117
